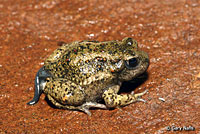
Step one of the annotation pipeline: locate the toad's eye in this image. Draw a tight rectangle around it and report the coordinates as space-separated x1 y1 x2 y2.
125 58 138 68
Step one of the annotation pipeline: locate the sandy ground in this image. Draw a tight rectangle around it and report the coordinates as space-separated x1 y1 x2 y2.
0 0 200 133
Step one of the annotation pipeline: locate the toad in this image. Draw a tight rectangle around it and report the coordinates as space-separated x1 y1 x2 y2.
27 37 149 115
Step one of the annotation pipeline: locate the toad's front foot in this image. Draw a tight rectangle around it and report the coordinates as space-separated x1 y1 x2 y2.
103 88 148 108
131 89 148 103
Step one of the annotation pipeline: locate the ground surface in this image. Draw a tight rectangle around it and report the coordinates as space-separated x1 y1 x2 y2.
0 0 200 133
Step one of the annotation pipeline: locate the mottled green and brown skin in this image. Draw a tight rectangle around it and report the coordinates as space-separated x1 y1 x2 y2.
30 37 149 115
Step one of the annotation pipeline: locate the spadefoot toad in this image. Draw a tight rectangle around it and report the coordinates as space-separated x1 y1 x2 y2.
27 37 149 115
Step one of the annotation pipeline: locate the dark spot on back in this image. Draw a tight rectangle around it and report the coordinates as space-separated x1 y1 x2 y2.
86 43 91 49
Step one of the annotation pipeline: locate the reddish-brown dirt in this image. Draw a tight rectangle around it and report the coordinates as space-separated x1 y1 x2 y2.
0 0 200 133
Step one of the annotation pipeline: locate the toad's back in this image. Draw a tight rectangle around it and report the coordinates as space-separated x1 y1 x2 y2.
44 40 127 85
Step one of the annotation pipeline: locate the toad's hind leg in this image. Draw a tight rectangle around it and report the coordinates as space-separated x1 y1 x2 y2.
103 85 148 108
47 94 79 110
79 102 107 116
47 95 106 116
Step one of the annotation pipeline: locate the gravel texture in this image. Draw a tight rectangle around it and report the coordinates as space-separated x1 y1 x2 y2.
0 0 200 133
